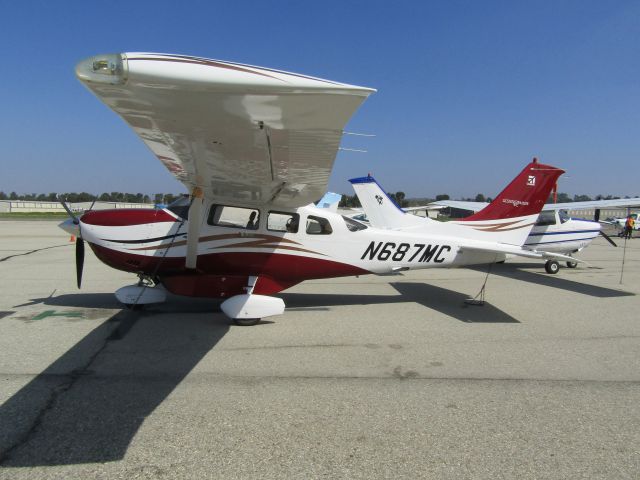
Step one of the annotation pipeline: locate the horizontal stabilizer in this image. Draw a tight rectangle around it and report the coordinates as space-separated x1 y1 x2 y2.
463 244 587 265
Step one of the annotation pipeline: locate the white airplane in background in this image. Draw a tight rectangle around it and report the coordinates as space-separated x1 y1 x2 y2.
609 211 640 234
350 169 606 274
421 196 640 273
61 52 574 324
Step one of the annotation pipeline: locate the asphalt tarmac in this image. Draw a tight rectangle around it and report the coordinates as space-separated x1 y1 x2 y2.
0 220 638 479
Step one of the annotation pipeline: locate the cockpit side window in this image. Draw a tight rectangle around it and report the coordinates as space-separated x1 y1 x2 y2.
306 215 333 235
268 211 299 233
207 205 260 229
535 211 556 226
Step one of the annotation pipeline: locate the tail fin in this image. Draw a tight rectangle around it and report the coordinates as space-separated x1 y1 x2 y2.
451 158 565 246
463 158 564 222
349 176 424 229
316 192 342 212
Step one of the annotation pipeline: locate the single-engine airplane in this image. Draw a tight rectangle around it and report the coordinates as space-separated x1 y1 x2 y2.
62 52 573 324
419 197 640 273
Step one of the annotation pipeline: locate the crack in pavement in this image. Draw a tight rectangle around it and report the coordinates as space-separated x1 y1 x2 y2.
0 244 71 263
0 310 137 465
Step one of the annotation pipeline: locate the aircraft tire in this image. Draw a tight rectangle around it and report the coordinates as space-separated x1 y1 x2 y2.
545 260 560 274
566 261 578 268
233 318 261 326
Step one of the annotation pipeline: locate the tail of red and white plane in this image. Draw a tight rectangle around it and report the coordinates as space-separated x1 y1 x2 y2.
351 158 565 247
452 158 565 246
463 158 563 222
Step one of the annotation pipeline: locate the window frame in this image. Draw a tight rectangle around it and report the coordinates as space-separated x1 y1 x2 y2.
535 211 557 227
207 204 261 230
305 215 333 235
342 215 368 232
267 211 300 233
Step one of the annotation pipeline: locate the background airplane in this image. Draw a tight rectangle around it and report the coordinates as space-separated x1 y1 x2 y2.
428 196 640 272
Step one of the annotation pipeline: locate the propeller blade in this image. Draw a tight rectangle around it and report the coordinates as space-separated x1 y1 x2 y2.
76 237 85 288
600 230 617 247
58 196 79 224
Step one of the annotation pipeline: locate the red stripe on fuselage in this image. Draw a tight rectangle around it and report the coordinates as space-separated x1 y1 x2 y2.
90 243 367 294
81 209 177 226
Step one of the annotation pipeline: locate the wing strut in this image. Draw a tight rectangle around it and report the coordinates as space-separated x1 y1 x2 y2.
185 187 204 269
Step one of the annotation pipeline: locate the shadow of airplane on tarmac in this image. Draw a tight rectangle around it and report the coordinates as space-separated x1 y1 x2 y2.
1 280 518 467
281 281 519 323
0 305 230 467
474 262 635 298
13 291 122 309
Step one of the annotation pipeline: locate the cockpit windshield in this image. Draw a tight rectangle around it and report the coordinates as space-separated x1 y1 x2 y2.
558 210 571 224
166 195 190 220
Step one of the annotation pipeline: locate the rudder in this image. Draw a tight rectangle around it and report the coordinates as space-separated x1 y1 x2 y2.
464 158 564 222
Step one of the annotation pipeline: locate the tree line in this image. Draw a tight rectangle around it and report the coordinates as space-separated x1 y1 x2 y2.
2 190 629 206
0 192 183 204
338 191 626 209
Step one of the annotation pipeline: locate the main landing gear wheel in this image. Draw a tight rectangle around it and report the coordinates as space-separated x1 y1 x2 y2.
566 261 578 269
233 318 261 326
545 260 560 274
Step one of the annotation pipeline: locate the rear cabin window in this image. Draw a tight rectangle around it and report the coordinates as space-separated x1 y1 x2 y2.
306 215 333 235
535 211 556 226
268 212 299 233
207 205 259 230
342 215 368 232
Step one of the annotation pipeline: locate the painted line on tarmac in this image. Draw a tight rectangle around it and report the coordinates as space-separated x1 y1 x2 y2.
0 244 71 263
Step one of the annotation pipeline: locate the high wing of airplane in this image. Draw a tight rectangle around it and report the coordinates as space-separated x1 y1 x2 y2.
426 200 488 213
430 197 640 216
62 52 565 324
544 199 640 234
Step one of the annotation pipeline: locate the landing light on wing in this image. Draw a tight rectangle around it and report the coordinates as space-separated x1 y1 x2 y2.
76 53 127 85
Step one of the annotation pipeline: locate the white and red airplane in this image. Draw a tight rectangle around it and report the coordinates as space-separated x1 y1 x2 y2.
61 52 573 324
350 177 618 274
416 197 640 273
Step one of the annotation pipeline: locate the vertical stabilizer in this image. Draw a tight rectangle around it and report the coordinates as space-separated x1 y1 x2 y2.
464 158 564 222
349 176 424 229
316 192 342 212
452 158 565 246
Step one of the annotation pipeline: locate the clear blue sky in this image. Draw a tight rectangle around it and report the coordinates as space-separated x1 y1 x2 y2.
1 1 638 199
